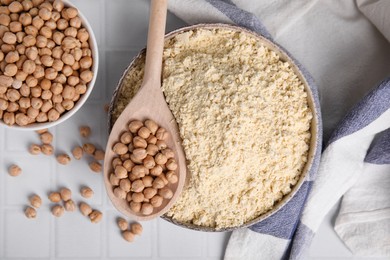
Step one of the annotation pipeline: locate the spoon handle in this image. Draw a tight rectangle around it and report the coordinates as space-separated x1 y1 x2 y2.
143 0 167 86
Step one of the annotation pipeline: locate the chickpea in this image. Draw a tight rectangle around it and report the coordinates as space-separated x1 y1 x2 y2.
0 14 10 26
114 165 127 179
89 210 102 223
61 52 74 66
51 94 62 103
5 51 19 63
1 43 16 53
89 161 101 173
150 195 163 208
3 111 15 125
133 136 147 148
54 73 66 84
14 113 29 126
61 64 72 76
51 58 63 71
56 153 70 165
166 158 178 170
113 187 126 200
82 48 91 57
31 97 43 109
29 194 42 208
0 51 3 62
36 35 47 48
36 111 47 122
128 120 143 133
25 46 38 60
143 187 157 199
38 7 51 21
76 28 89 42
64 26 77 37
113 142 128 155
131 222 143 235
71 146 83 160
9 21 22 33
65 7 78 19
83 143 95 154
59 187 71 201
16 71 28 82
4 63 17 76
93 149 105 161
56 18 67 30
131 165 148 178
51 11 60 22
0 98 8 110
156 127 168 140
132 148 147 161
29 143 41 155
48 192 61 203
69 16 81 28
119 178 131 192
67 75 78 86
146 144 159 156
44 67 57 80
38 47 51 56
117 218 128 231
27 107 39 119
15 43 25 54
40 132 53 144
53 0 64 12
79 56 92 69
40 100 52 112
25 206 37 219
109 173 120 187
140 203 153 215
80 186 94 199
61 36 79 49
122 230 135 242
8 164 21 176
41 143 53 155
131 180 144 193
64 199 76 211
129 201 141 213
26 75 38 87
39 26 51 39
122 159 134 171
9 1 24 13
22 59 36 74
51 205 64 217
143 155 155 169
25 25 38 36
79 202 92 216
150 165 163 176
7 89 21 102
132 192 144 203
47 108 59 121
119 132 132 145
32 16 44 29
19 13 32 26
156 140 167 150
3 31 16 44
6 102 19 112
0 6 9 15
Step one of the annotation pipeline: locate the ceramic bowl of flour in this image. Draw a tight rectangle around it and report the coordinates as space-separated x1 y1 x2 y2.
107 24 321 232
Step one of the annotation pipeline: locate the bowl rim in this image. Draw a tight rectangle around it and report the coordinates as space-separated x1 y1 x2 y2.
108 23 320 232
0 0 99 131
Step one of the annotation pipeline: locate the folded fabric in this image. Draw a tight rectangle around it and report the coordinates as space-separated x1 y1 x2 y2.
357 0 390 42
167 0 390 259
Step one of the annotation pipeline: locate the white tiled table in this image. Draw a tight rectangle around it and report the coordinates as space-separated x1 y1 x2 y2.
0 1 384 259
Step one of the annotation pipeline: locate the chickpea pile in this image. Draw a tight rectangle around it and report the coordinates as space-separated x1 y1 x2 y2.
0 0 94 126
109 119 179 216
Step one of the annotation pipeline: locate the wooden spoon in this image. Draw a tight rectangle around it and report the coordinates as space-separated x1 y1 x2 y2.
103 0 187 221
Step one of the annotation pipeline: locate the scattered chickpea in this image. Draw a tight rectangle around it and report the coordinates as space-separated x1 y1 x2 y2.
93 149 105 161
71 146 83 160
28 143 41 155
117 217 128 231
79 202 92 216
40 131 53 144
89 210 102 223
8 164 21 176
82 143 95 155
29 194 42 208
131 222 143 235
122 230 135 242
60 187 71 201
64 199 76 211
25 206 37 219
89 161 101 173
51 204 64 217
41 143 53 155
48 192 61 203
80 186 94 199
56 153 70 165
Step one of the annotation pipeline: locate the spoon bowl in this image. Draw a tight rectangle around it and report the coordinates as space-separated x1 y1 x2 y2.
103 0 187 221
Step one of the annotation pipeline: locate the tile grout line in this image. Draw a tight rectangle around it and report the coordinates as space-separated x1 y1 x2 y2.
0 127 5 258
50 126 59 260
100 0 107 258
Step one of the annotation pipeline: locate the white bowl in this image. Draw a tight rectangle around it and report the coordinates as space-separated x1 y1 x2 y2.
0 0 99 131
